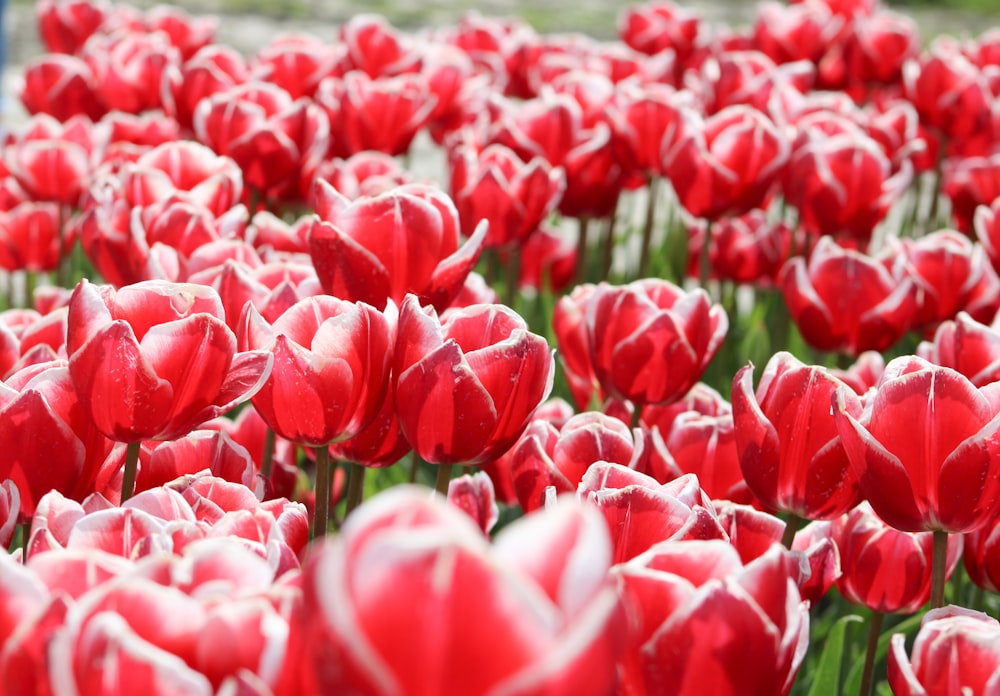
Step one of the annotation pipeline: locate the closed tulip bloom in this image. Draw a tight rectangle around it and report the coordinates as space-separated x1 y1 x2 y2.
780 236 917 355
917 312 1000 387
889 607 1000 695
296 487 624 695
587 279 728 406
833 502 962 614
732 353 863 520
664 105 789 221
835 355 1000 533
393 294 553 466
309 181 487 312
239 295 393 447
67 279 272 442
614 540 809 696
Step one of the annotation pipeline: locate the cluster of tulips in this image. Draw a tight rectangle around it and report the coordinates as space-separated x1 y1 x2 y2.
7 0 1000 693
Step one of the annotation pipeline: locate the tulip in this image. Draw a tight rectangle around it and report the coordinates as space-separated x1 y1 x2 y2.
83 30 181 115
585 278 728 407
614 540 809 696
393 294 553 468
448 140 565 249
0 480 19 548
579 465 727 563
888 607 1000 695
664 106 789 221
5 114 94 207
448 471 499 535
65 281 272 502
36 0 110 55
833 502 962 614
944 151 1000 235
338 13 421 78
295 487 624 695
835 355 1000 534
238 295 393 448
779 236 917 355
903 40 992 142
732 352 863 521
510 411 645 512
617 0 703 80
917 312 1000 387
308 182 487 312
19 54 104 122
162 44 249 131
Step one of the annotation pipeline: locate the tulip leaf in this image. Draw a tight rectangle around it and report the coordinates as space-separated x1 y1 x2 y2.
805 613 863 696
842 611 926 696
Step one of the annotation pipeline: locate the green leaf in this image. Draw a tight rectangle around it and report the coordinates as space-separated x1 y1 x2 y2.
806 614 864 696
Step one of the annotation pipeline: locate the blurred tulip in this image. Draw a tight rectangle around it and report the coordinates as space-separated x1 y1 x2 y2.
585 279 728 407
903 40 992 142
614 539 809 696
0 479 20 548
833 502 962 613
308 181 486 312
917 312 1000 387
82 30 180 115
665 105 788 220
944 151 1000 235
579 465 727 562
162 44 249 131
779 236 917 355
194 81 329 201
449 140 565 249
732 352 863 520
36 0 110 55
835 355 1000 533
5 114 94 206
338 13 421 78
0 361 119 518
511 411 644 512
889 607 1000 696
296 487 624 695
239 295 393 447
0 202 70 273
20 54 104 121
393 295 553 466
67 279 272 442
448 471 499 535
313 150 412 199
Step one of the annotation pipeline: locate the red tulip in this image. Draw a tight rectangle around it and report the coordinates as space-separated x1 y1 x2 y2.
0 361 120 518
889 607 1000 696
0 479 20 548
448 471 499 535
142 5 217 61
618 0 703 80
6 114 94 206
553 283 602 411
586 278 728 406
449 140 565 249
732 352 863 520
835 355 1000 533
251 33 340 101
833 502 962 613
67 279 272 442
944 151 1000 234
693 50 813 116
313 150 413 200
783 115 911 242
36 0 110 55
579 465 727 562
0 201 70 273
614 539 809 696
393 294 553 466
918 312 1000 387
317 71 436 158
308 181 486 312
194 81 329 200
20 54 104 122
337 13 421 78
608 80 689 177
665 105 789 220
903 40 992 142
779 235 917 355
162 44 249 131
82 30 180 115
753 0 843 66
511 411 644 512
842 11 918 86
239 295 393 447
296 487 624 695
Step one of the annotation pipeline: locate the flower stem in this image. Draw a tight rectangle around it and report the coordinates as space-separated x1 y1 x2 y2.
504 247 521 310
931 530 948 609
261 426 275 479
781 514 801 550
345 462 366 516
120 441 142 504
600 211 617 282
638 176 659 279
699 220 713 293
575 217 590 284
435 463 454 496
858 611 885 696
408 450 420 483
313 446 332 538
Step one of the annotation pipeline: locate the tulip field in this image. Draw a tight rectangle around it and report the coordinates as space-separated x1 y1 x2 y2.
8 0 1000 692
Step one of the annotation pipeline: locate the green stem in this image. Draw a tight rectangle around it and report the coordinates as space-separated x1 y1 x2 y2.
120 441 142 504
504 247 521 311
699 219 713 293
15 521 29 557
575 217 590 285
780 514 801 550
600 210 617 282
313 446 332 538
260 426 275 479
408 450 420 484
345 462 366 516
56 204 68 288
24 271 36 309
434 463 454 496
638 176 659 279
630 402 642 432
931 530 948 609
858 611 885 696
